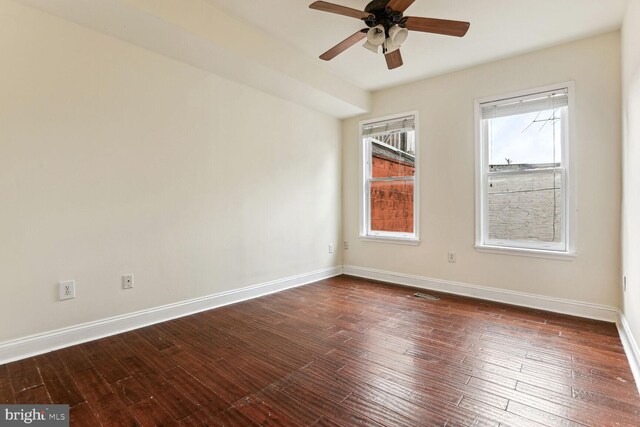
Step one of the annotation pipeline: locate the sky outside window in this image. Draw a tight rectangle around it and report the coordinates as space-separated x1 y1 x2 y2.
488 108 563 166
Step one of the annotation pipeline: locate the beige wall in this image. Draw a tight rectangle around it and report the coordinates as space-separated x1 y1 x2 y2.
622 0 640 345
343 32 621 307
0 0 627 348
0 1 342 342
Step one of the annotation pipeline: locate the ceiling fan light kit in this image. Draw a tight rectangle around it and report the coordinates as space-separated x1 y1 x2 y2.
362 24 406 55
363 25 385 53
362 40 380 54
384 37 400 53
389 25 409 45
367 25 386 45
309 0 470 70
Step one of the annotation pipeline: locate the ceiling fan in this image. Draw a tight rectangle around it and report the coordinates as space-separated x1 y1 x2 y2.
309 0 470 70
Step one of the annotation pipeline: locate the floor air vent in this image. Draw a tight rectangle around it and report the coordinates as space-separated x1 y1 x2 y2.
414 292 441 301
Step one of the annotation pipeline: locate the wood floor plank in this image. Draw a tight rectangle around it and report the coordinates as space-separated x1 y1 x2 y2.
208 407 259 426
458 396 544 427
134 369 200 421
7 358 42 393
130 397 179 426
210 358 272 392
15 385 51 404
0 275 638 427
162 366 228 414
79 341 130 384
311 416 343 427
281 381 384 427
33 352 85 407
507 400 583 427
234 394 303 426
120 332 177 373
114 376 153 406
70 367 139 426
470 376 639 426
516 381 640 424
337 365 494 426
56 346 94 373
69 402 102 427
0 364 11 386
186 363 250 404
136 325 176 351
178 409 216 426
257 385 323 426
0 381 15 404
571 386 640 415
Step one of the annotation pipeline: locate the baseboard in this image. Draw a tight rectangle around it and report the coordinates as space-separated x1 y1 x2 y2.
617 312 640 394
343 265 618 322
0 266 342 365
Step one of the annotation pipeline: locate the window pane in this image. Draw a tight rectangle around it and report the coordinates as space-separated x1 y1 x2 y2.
370 132 416 178
488 170 563 243
488 108 563 167
370 179 414 233
361 114 418 240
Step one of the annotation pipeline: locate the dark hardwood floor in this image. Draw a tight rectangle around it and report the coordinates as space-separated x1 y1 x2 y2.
1 275 639 426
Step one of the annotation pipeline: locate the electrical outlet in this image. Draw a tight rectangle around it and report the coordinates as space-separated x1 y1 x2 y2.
122 274 134 290
59 280 75 301
344 241 349 250
624 276 627 292
448 251 456 263
328 244 335 254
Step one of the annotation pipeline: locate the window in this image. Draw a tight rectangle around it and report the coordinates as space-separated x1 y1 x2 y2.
360 112 419 243
476 84 574 255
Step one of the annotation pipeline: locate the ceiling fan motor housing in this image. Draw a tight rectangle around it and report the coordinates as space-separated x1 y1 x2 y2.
363 0 407 34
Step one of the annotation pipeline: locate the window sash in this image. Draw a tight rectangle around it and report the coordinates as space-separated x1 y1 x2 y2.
362 115 415 138
483 168 567 251
481 89 568 119
361 113 418 241
369 176 415 182
479 90 569 252
365 178 416 238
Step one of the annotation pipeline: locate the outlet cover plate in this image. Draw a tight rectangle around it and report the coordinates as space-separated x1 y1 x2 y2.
59 280 76 301
122 274 134 290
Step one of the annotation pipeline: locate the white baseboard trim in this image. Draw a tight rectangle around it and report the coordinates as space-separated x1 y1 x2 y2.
0 266 342 365
343 265 618 322
617 311 640 394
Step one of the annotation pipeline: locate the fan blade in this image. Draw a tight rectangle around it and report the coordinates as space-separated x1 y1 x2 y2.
385 49 403 70
405 16 470 37
309 1 371 20
386 0 415 13
320 31 367 61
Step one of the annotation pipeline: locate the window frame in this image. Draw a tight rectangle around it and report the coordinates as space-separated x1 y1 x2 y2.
359 111 420 245
474 82 576 259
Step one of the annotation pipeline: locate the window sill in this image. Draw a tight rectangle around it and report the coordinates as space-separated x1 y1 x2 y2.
361 236 421 246
475 244 576 261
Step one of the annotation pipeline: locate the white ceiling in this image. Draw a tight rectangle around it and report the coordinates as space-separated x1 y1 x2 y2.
207 0 629 91
16 0 628 118
16 0 372 117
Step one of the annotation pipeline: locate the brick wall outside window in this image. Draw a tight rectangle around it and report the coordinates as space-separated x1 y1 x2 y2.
370 155 415 233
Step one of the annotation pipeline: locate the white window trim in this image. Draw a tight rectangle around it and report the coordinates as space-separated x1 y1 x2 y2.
359 110 420 245
474 82 577 259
